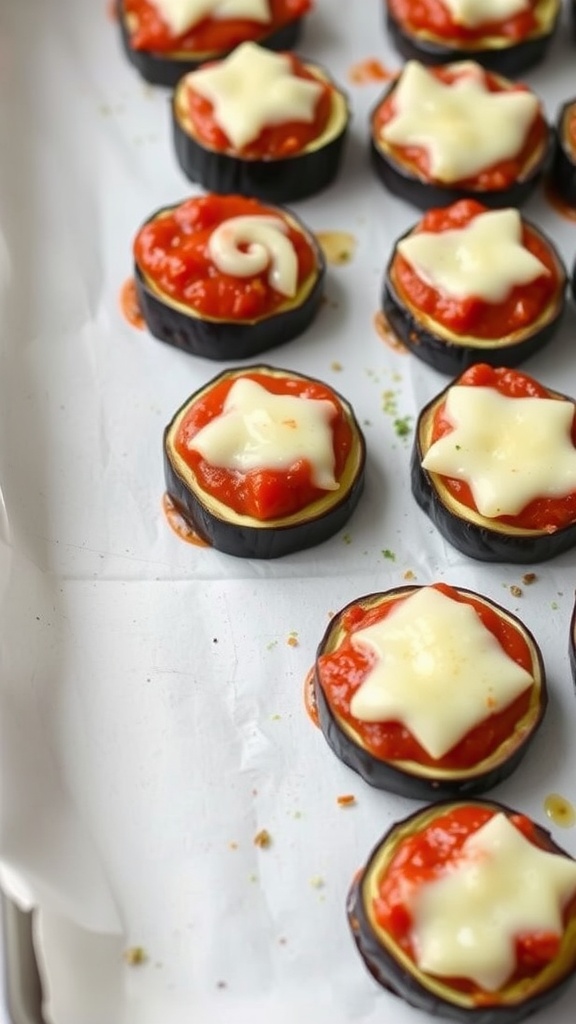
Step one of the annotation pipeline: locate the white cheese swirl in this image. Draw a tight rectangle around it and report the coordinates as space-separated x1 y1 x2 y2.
207 215 298 297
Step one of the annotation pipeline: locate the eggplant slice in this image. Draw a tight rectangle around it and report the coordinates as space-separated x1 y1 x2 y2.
348 799 576 1023
164 365 366 559
314 585 546 800
551 99 576 211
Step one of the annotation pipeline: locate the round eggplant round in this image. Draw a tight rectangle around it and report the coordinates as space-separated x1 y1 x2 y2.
382 218 567 376
117 3 304 87
134 201 326 361
163 365 366 559
172 65 350 203
551 99 576 211
384 0 561 77
412 375 576 564
570 596 576 692
313 585 546 800
347 799 576 1022
370 76 552 212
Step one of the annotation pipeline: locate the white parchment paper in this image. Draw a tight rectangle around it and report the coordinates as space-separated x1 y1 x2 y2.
0 1 575 1021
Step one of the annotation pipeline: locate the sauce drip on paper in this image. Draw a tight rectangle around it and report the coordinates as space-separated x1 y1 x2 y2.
544 793 576 828
120 277 145 329
162 493 210 547
304 666 320 727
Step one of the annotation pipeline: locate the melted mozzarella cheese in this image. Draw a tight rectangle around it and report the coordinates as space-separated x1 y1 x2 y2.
207 215 298 297
188 378 339 490
441 0 529 28
397 209 548 303
349 587 533 758
186 42 322 150
411 812 576 990
380 61 539 183
422 387 576 518
150 0 270 37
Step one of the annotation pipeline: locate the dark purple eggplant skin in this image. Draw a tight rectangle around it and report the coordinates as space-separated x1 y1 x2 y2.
347 799 576 1023
117 3 303 87
133 203 326 360
382 223 567 376
569 598 576 691
551 100 576 210
411 383 576 564
163 368 366 559
384 4 560 76
313 587 546 800
370 81 553 212
172 101 349 203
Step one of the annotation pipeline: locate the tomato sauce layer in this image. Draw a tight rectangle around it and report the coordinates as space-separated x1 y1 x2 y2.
316 582 533 769
373 805 576 996
388 0 539 44
431 364 576 530
392 199 560 338
124 0 311 52
134 194 318 320
563 102 576 161
175 371 353 520
373 64 546 191
183 52 333 158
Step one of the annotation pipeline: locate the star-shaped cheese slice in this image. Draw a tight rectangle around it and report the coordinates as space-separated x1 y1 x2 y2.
188 378 339 490
380 61 539 183
151 0 270 38
442 0 529 28
397 209 548 303
349 587 533 759
411 812 576 990
186 42 322 150
422 386 576 518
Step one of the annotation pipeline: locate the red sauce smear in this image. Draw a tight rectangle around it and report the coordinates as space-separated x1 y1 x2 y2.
374 804 576 998
373 63 547 192
106 0 119 21
392 199 560 338
123 0 311 52
175 369 353 520
316 582 534 769
134 194 317 321
348 58 394 85
182 50 333 159
303 666 319 727
162 493 210 546
387 0 539 43
431 364 576 531
373 310 407 353
544 178 576 222
119 277 145 329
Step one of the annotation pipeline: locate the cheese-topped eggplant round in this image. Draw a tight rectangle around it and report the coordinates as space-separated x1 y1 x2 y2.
383 199 566 376
164 365 366 558
551 98 576 213
117 0 312 87
384 0 561 76
172 41 349 202
370 59 551 210
412 364 576 563
133 193 325 360
314 583 546 800
347 799 576 1021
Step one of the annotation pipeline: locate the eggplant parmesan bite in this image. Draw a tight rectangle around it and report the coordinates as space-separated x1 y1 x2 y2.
314 583 546 800
370 60 551 210
550 98 576 212
384 0 561 76
133 193 325 360
163 365 366 558
383 199 566 375
348 799 576 1021
412 364 576 563
118 0 312 87
172 41 349 202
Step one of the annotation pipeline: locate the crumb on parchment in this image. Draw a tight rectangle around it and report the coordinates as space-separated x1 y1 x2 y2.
254 829 272 849
522 573 537 585
310 875 325 889
403 569 416 580
286 631 299 647
510 585 522 598
124 946 147 966
337 794 357 807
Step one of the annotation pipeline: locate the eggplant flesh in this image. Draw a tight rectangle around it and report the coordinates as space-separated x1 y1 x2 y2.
117 5 303 87
163 366 366 559
570 598 576 691
314 587 546 800
412 385 576 564
348 799 576 1023
551 100 576 210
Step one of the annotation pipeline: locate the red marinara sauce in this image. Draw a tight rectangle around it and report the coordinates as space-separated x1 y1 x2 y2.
565 102 576 160
174 370 353 520
431 364 576 530
373 64 547 191
184 51 333 158
392 199 560 338
373 804 576 995
123 0 311 52
387 0 539 43
316 582 533 769
134 194 318 321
